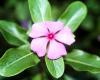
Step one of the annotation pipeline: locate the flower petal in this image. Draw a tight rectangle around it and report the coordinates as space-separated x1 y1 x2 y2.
55 27 75 45
31 38 48 57
29 23 48 38
45 21 64 33
47 40 67 59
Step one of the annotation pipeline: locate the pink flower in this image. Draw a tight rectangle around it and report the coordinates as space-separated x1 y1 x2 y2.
29 21 75 59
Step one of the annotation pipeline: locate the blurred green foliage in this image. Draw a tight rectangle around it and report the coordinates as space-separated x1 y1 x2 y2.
0 0 100 80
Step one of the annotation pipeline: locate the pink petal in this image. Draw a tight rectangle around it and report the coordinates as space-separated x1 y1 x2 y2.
31 38 48 57
29 23 48 38
45 21 64 33
47 40 67 59
55 27 75 45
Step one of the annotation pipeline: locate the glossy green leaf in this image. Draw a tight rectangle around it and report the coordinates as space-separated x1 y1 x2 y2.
59 1 87 32
28 0 52 22
65 49 100 73
0 46 40 77
0 20 28 46
45 57 64 78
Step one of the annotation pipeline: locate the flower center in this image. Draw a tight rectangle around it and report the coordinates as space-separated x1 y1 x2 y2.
48 33 54 40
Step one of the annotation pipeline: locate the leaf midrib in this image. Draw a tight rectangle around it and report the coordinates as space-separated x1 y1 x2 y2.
3 53 33 71
0 28 26 44
66 58 100 69
36 0 44 21
65 8 82 26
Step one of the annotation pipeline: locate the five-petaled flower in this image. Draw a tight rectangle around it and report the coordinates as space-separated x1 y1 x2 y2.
29 21 75 59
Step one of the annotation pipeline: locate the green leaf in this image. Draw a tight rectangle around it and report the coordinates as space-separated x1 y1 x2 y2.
65 49 100 73
0 46 40 77
28 0 52 22
0 20 28 46
15 2 29 20
45 57 64 78
32 73 42 80
58 1 87 32
63 75 75 80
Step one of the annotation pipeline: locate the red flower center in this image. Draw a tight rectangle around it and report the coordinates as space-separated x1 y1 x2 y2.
48 33 54 40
